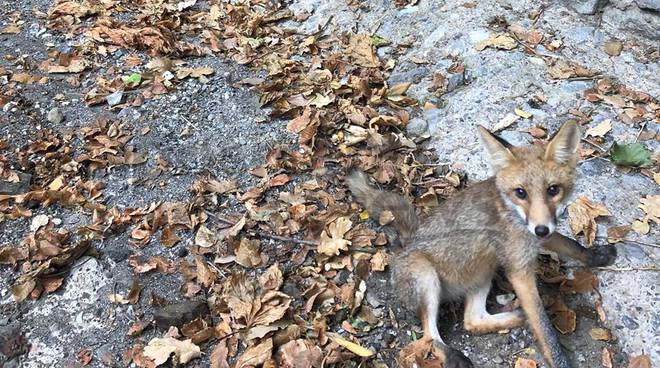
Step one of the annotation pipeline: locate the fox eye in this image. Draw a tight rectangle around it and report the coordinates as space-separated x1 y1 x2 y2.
547 185 560 197
514 188 527 199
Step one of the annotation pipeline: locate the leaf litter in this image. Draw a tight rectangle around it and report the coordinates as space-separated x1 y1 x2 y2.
0 0 658 367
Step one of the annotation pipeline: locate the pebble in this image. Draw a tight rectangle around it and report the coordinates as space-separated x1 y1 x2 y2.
604 40 623 56
406 118 429 137
621 315 639 330
47 107 63 124
154 300 209 329
106 91 123 107
492 355 504 364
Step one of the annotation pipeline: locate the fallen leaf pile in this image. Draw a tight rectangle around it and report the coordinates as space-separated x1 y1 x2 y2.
0 0 657 367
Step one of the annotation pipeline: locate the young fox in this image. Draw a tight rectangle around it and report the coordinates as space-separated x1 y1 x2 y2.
347 121 617 368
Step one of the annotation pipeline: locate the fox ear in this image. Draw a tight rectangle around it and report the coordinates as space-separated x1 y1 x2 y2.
477 125 516 171
545 121 580 164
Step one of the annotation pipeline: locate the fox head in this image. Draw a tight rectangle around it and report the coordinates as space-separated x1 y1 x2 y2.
477 121 581 238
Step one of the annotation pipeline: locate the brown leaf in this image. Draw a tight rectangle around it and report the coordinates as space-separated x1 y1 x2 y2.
195 224 218 248
160 225 181 247
568 197 611 246
318 217 352 256
475 34 517 51
560 270 598 294
235 338 273 368
268 173 290 187
279 339 323 368
77 348 93 366
602 347 614 368
514 358 537 368
607 225 631 243
589 327 612 341
629 355 652 368
210 340 230 368
235 238 262 268
127 279 141 304
195 258 216 288
398 337 432 368
552 309 576 334
370 250 389 272
143 337 201 365
127 321 150 337
259 263 283 291
346 34 380 68
11 279 36 303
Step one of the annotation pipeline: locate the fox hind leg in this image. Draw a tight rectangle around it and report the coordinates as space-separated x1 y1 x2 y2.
395 255 473 368
463 283 525 334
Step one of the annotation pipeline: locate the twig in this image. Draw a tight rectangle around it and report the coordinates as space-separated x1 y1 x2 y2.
581 138 606 153
635 121 647 143
596 236 660 249
595 266 660 272
412 178 448 186
623 238 660 249
205 210 319 246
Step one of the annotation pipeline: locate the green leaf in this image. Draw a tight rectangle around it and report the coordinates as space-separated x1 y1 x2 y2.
121 73 142 87
410 330 417 341
610 143 653 167
370 35 390 48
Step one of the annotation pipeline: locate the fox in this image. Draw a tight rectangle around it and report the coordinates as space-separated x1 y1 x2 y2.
346 121 617 368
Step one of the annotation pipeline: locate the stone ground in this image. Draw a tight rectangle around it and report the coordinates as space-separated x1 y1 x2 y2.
1 0 658 367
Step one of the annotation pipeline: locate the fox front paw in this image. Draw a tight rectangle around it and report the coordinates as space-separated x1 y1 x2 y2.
587 243 617 267
444 348 474 368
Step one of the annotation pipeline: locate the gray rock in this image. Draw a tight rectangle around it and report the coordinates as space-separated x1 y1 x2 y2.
447 72 466 93
406 118 429 137
566 0 609 15
622 315 640 330
47 107 63 124
0 171 31 195
154 300 209 329
636 0 660 11
106 91 124 107
603 6 660 40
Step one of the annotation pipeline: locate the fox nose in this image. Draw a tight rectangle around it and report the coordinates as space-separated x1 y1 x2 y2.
534 225 550 237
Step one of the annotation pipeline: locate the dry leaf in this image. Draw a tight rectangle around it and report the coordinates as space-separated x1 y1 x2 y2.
143 337 201 365
346 34 380 68
398 337 432 368
560 270 598 294
514 108 533 119
235 238 262 268
602 347 614 368
514 357 538 368
195 225 217 248
327 333 374 357
476 34 517 51
606 225 630 243
493 113 519 131
568 197 611 246
318 217 352 256
639 195 659 224
279 339 323 368
235 338 273 368
629 355 652 368
631 219 650 235
586 120 612 138
589 328 612 341
210 341 230 368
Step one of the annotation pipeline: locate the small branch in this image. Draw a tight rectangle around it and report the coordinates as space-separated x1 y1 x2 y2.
595 266 660 272
581 138 607 153
205 210 319 246
596 236 660 249
635 121 647 143
250 231 319 246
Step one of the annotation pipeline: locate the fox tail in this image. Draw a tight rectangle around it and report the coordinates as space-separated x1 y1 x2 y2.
345 169 419 246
